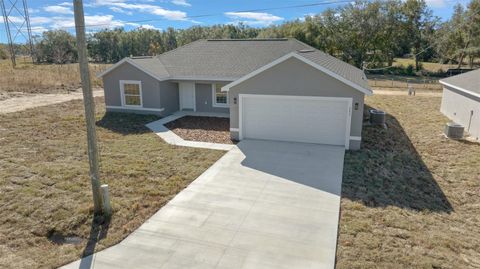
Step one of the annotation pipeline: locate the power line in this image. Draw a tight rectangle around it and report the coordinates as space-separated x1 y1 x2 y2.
364 2 480 71
62 0 354 30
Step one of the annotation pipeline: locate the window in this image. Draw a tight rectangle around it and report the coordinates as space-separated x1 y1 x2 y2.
212 83 228 107
120 80 142 107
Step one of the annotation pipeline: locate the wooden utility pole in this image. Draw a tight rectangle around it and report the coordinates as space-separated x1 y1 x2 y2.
73 0 103 214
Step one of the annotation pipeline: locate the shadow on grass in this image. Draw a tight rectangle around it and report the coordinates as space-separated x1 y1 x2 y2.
78 214 111 269
342 105 453 213
96 112 160 135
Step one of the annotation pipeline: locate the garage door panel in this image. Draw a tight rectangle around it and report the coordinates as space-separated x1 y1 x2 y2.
241 95 350 146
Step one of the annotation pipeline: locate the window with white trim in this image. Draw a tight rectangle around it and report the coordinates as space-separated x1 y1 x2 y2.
212 83 228 107
120 80 142 107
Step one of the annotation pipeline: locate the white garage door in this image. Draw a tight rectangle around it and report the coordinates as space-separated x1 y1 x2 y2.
240 94 351 147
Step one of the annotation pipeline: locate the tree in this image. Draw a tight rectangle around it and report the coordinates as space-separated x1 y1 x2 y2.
36 30 78 64
402 0 437 70
455 0 480 67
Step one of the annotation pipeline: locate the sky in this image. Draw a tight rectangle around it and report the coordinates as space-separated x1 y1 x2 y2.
0 0 471 43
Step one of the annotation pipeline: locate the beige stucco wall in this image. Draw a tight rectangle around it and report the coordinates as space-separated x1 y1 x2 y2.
228 57 366 150
441 85 480 139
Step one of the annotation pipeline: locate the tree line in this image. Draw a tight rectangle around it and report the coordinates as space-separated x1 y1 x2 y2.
2 0 479 72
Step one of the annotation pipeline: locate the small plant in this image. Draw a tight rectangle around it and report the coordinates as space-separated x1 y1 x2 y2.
406 64 415 76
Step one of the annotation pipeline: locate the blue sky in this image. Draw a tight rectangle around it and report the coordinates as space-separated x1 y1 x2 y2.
0 0 471 43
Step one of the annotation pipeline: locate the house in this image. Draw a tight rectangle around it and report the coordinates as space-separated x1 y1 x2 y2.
439 69 480 140
98 38 372 150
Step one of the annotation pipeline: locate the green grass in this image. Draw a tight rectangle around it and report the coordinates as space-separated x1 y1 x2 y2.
393 58 457 72
337 95 480 268
0 97 225 268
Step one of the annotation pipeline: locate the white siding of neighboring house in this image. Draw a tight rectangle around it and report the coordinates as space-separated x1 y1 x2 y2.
441 85 480 140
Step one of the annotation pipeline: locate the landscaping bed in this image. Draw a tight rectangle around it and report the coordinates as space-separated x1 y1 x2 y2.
165 116 236 144
0 98 224 268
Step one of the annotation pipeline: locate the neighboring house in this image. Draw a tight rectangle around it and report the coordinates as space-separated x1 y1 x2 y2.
98 39 372 150
439 69 480 140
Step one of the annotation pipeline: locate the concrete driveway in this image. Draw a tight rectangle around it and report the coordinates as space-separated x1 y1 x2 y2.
62 140 345 269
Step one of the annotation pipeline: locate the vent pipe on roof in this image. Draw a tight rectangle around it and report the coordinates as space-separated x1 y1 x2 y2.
298 49 315 53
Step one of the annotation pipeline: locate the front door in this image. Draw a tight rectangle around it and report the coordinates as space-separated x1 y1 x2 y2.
179 82 195 111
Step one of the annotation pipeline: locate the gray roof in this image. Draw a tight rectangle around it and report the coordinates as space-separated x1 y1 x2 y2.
440 69 480 95
294 49 370 91
123 38 370 92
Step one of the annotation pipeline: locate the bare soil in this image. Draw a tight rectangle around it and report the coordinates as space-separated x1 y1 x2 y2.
0 88 104 114
165 116 236 144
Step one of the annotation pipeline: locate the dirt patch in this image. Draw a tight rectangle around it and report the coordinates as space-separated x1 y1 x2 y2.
0 88 104 114
165 116 236 144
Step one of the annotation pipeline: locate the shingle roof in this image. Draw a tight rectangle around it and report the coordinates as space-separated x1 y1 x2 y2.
113 38 370 93
440 69 480 96
294 49 370 91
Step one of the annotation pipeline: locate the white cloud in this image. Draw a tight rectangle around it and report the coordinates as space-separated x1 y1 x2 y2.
44 5 73 15
28 8 40 14
425 0 446 8
30 16 52 25
225 12 283 26
31 26 49 34
171 0 191 7
55 14 125 28
94 0 188 20
109 6 133 15
58 2 73 7
22 14 126 31
140 24 161 30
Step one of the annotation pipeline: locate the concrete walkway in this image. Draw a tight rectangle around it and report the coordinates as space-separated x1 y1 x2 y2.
0 89 104 114
61 140 345 269
146 111 235 151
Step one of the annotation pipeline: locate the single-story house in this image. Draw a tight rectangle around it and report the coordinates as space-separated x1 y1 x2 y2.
439 69 480 140
98 38 373 150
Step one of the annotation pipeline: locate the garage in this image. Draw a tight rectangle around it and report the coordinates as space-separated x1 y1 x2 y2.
239 94 352 148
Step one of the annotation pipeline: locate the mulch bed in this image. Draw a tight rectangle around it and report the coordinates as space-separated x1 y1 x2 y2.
165 116 237 144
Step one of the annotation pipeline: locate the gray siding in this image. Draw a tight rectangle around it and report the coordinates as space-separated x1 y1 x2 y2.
228 57 366 150
160 81 179 115
441 86 480 139
103 62 161 109
195 83 230 114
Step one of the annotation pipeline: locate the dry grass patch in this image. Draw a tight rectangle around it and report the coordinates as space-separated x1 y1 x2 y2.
0 97 224 268
393 58 458 72
0 59 109 100
337 95 480 268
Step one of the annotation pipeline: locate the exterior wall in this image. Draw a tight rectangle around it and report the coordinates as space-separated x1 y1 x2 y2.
228 57 366 150
441 86 480 139
195 83 230 114
160 81 179 115
102 62 164 115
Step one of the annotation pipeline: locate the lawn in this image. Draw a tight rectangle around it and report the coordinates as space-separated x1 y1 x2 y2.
0 59 109 100
337 94 480 268
393 58 458 72
0 97 225 268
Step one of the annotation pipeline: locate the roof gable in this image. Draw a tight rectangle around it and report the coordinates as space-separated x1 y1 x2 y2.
97 57 169 80
222 52 372 96
440 69 480 98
